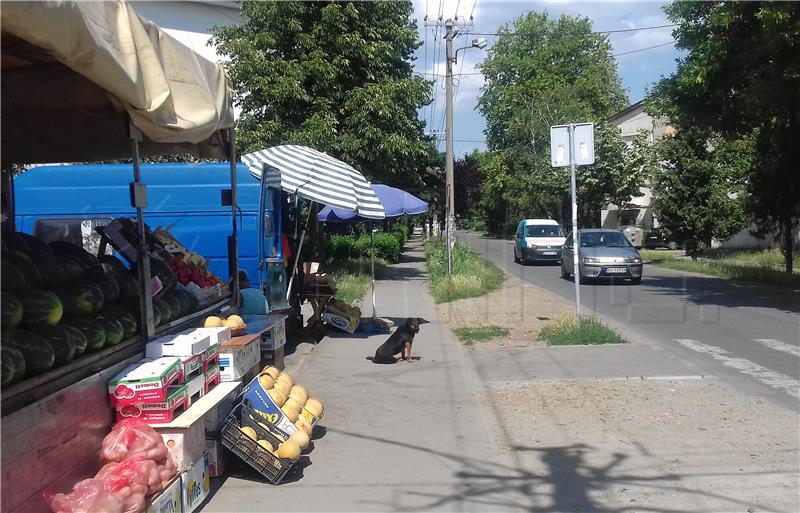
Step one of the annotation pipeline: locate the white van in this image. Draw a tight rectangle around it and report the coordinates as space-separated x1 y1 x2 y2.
513 219 566 264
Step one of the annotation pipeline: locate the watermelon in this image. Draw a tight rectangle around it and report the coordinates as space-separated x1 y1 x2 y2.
14 233 52 255
71 280 105 314
60 324 88 356
33 325 77 366
2 291 23 328
96 315 124 346
4 330 55 375
21 290 63 326
1 258 28 294
1 346 26 387
67 318 106 352
115 273 139 300
101 306 138 339
161 293 183 321
98 254 128 274
27 249 67 288
170 289 194 317
84 267 120 304
11 251 43 290
152 299 169 326
48 241 97 269
55 255 86 281
136 257 177 297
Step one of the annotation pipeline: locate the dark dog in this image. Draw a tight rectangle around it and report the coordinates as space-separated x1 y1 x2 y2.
372 318 420 364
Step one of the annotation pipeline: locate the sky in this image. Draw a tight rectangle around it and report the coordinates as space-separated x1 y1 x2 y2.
411 0 682 157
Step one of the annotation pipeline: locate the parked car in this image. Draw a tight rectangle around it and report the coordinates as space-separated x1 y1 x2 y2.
561 229 643 284
643 227 681 250
513 219 566 265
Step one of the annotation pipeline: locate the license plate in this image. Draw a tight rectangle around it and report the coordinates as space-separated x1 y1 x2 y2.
543 251 557 256
605 267 627 274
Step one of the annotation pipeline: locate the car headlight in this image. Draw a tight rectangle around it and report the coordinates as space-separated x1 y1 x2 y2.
583 257 599 263
527 243 537 249
628 257 642 263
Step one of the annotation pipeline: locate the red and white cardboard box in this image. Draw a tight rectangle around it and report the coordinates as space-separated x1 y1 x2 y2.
109 357 182 407
204 365 220 394
186 373 206 405
218 334 260 382
205 440 226 478
202 343 219 372
155 415 206 472
116 384 188 423
146 331 211 358
191 327 231 346
181 354 204 380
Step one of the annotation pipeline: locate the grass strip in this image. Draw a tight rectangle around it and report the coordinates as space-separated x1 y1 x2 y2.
453 326 510 345
539 315 624 346
425 240 504 303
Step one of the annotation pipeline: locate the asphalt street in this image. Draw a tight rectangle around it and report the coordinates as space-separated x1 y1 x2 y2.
460 231 800 410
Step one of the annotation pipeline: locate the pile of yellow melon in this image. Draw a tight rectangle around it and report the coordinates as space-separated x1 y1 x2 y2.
238 425 303 461
204 314 245 330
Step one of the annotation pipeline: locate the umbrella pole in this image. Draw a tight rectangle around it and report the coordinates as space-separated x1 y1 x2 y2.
286 203 313 302
371 223 376 321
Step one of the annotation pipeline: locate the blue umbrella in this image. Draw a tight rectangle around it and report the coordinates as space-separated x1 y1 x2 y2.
318 184 428 322
317 184 428 222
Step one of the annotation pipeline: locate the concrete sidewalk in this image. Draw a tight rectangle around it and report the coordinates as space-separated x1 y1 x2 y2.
203 238 523 512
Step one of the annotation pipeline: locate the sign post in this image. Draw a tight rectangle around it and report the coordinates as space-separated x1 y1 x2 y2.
550 123 595 319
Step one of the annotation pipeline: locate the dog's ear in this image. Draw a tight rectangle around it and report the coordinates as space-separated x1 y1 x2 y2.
409 317 420 333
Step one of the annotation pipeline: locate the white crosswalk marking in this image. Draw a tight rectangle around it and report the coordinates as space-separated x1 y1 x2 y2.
674 339 800 400
753 339 800 358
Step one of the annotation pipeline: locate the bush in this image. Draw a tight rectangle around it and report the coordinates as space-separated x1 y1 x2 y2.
327 234 359 261
425 240 504 303
539 315 624 345
473 219 487 233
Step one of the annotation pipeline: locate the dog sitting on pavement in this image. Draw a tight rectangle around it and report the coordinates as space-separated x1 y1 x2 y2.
372 318 420 364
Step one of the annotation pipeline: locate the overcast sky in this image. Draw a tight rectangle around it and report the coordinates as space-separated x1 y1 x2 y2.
411 0 682 157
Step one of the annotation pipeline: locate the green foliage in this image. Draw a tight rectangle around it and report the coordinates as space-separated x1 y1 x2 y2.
653 128 753 257
213 1 432 187
453 326 510 345
473 220 487 233
425 241 504 303
327 232 401 263
390 223 409 246
327 234 359 261
650 1 800 272
539 315 624 346
476 12 629 233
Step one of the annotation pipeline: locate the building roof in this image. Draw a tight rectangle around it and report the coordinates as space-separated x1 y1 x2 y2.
608 100 645 123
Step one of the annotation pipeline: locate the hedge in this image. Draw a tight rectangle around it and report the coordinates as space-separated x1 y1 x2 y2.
326 232 401 263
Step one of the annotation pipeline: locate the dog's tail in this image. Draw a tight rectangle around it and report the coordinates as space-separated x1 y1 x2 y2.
365 356 375 362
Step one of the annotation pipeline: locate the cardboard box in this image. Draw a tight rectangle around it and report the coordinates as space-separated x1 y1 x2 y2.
182 452 211 513
146 331 211 358
116 384 188 423
192 327 231 346
260 320 286 351
205 440 226 477
321 299 360 333
156 416 207 472
218 334 260 382
146 474 182 513
186 373 206 404
181 354 203 380
241 375 299 436
203 383 241 435
204 365 220 394
109 357 182 406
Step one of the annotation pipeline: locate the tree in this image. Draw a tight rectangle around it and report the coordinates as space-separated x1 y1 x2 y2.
453 151 484 220
653 128 753 259
476 12 628 232
650 1 800 272
213 1 432 187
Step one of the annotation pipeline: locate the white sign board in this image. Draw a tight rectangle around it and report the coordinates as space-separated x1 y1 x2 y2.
550 123 595 167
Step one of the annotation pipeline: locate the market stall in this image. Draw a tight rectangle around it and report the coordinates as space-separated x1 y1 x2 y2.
1 2 239 512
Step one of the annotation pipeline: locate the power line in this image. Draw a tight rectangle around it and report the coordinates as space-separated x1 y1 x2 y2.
613 40 675 56
468 23 678 37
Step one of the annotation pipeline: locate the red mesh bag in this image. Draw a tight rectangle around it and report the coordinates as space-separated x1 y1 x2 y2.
100 420 168 464
45 479 124 513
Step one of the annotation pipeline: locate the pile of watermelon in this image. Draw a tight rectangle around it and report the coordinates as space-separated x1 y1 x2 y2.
1 231 200 388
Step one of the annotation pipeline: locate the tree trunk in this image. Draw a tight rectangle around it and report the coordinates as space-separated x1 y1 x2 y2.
783 217 794 275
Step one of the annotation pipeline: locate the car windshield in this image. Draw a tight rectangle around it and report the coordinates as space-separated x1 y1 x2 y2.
526 225 564 237
580 232 632 248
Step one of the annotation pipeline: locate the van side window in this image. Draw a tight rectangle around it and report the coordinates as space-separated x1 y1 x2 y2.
33 217 113 255
263 212 273 238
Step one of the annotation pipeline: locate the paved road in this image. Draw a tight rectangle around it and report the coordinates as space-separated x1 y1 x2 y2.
460 231 800 409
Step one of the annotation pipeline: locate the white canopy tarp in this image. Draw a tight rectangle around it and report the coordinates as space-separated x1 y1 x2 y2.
1 0 235 163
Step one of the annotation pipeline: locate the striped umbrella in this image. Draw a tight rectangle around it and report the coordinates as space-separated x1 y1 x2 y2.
241 145 385 219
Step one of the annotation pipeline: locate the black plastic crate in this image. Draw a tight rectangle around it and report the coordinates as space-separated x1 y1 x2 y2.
220 402 294 484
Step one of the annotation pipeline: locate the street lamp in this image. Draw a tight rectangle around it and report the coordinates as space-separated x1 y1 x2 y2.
444 23 486 275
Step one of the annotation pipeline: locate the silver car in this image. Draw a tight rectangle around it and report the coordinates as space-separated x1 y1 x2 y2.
561 229 643 284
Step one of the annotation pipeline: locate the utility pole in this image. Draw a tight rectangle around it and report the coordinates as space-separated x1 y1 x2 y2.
444 19 455 276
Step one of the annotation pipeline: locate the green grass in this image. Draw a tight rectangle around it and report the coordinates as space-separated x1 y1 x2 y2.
425 240 504 303
473 219 487 233
539 315 624 346
641 248 800 289
326 257 388 305
453 325 510 345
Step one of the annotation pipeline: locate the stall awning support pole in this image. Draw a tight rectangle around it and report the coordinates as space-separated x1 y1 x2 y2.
286 203 313 302
228 127 240 307
371 223 377 321
129 124 155 339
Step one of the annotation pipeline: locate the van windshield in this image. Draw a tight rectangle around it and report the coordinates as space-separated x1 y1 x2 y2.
526 225 564 237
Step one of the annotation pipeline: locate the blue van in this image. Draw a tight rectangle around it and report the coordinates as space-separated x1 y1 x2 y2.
13 163 279 288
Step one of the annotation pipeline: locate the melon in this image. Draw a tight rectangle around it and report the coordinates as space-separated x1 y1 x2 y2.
226 314 244 326
280 404 299 423
267 388 285 407
273 380 291 397
49 240 97 269
161 293 183 321
276 372 294 387
14 232 51 255
276 440 300 461
288 429 310 450
33 325 78 366
263 366 280 380
53 288 93 318
27 249 67 288
204 316 223 328
165 290 190 317
114 273 139 300
56 255 86 282
257 439 274 452
1 346 25 387
11 251 43 290
21 290 63 326
305 398 324 418
240 426 257 440
295 417 313 437
284 397 302 415
4 329 55 375
67 318 106 352
289 385 309 404
84 267 120 305
2 291 23 329
71 280 105 315
1 258 28 294
258 374 275 390
153 299 172 325
59 324 89 355
101 306 138 339
97 254 127 274
96 315 125 346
